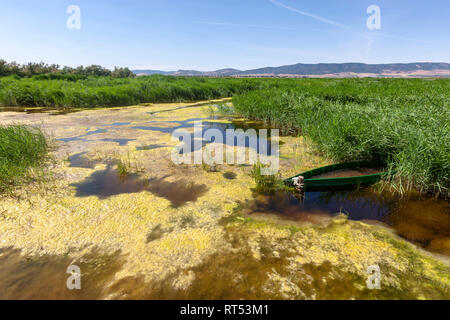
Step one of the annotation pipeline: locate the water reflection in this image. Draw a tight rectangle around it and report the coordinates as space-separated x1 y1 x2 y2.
245 188 450 255
101 138 135 146
0 248 123 300
134 117 275 156
69 152 97 168
71 167 208 207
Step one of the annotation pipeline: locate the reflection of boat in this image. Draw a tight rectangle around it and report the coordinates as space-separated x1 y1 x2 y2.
285 161 388 191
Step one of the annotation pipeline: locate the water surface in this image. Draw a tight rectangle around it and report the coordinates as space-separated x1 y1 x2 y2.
244 188 449 255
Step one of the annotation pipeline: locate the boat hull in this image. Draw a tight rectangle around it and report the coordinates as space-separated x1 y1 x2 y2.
285 161 388 191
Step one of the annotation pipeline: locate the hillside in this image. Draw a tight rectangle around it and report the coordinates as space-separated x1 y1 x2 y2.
133 62 449 78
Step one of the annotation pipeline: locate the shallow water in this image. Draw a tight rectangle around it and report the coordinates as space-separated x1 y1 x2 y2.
69 152 98 168
244 188 449 255
86 129 108 136
0 248 123 299
72 166 150 199
133 116 274 155
5 102 448 249
101 138 135 146
223 172 237 180
108 122 131 126
71 167 209 207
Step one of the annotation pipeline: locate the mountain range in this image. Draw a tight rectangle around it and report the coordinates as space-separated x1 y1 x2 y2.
133 62 450 78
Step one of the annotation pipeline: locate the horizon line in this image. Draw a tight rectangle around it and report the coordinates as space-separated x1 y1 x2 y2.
131 61 449 72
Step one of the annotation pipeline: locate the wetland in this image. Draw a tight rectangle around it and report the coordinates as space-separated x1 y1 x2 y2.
0 99 448 299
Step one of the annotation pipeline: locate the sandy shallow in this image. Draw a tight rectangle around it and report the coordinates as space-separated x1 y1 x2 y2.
0 100 448 299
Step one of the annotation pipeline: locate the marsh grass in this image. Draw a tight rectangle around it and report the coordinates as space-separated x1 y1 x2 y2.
215 102 234 115
115 150 144 178
0 124 48 191
0 75 268 108
1 75 448 196
235 79 450 197
116 159 129 178
251 163 293 194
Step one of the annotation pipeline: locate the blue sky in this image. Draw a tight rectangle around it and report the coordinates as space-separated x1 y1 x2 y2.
1 0 449 70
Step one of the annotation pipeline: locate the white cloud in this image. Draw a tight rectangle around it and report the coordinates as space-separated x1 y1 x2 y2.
196 21 296 30
268 0 350 29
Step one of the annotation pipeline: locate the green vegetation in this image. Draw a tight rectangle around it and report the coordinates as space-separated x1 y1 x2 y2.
251 163 293 194
0 59 134 78
0 66 448 197
0 125 48 191
116 159 130 178
0 75 271 108
233 78 450 196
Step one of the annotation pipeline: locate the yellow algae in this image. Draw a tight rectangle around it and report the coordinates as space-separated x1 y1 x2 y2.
223 215 449 299
201 119 232 124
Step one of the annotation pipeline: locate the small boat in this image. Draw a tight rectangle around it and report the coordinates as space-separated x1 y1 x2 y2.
285 161 388 192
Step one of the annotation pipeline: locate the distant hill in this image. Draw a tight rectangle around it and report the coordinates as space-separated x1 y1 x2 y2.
201 68 242 77
134 68 242 77
133 70 174 76
132 62 449 78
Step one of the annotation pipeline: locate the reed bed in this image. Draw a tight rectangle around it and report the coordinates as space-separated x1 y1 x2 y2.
0 75 277 108
233 78 449 196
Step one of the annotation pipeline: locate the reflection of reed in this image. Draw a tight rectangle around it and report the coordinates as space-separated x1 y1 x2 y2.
386 194 450 252
250 187 443 226
301 188 398 221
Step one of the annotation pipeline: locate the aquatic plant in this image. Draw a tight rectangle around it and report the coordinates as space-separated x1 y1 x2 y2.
251 163 293 194
116 159 129 178
0 124 48 191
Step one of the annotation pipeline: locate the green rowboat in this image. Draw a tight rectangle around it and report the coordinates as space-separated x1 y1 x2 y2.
285 161 388 191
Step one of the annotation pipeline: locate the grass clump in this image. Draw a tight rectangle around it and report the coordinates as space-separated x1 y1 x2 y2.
116 159 129 178
0 125 48 191
251 163 293 194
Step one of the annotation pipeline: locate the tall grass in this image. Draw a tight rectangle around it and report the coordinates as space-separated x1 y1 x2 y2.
0 125 48 191
0 75 278 108
233 79 450 196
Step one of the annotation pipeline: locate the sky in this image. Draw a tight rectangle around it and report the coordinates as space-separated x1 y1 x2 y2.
1 0 449 71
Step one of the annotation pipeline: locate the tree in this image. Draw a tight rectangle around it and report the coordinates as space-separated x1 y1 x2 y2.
112 67 135 78
0 59 134 78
